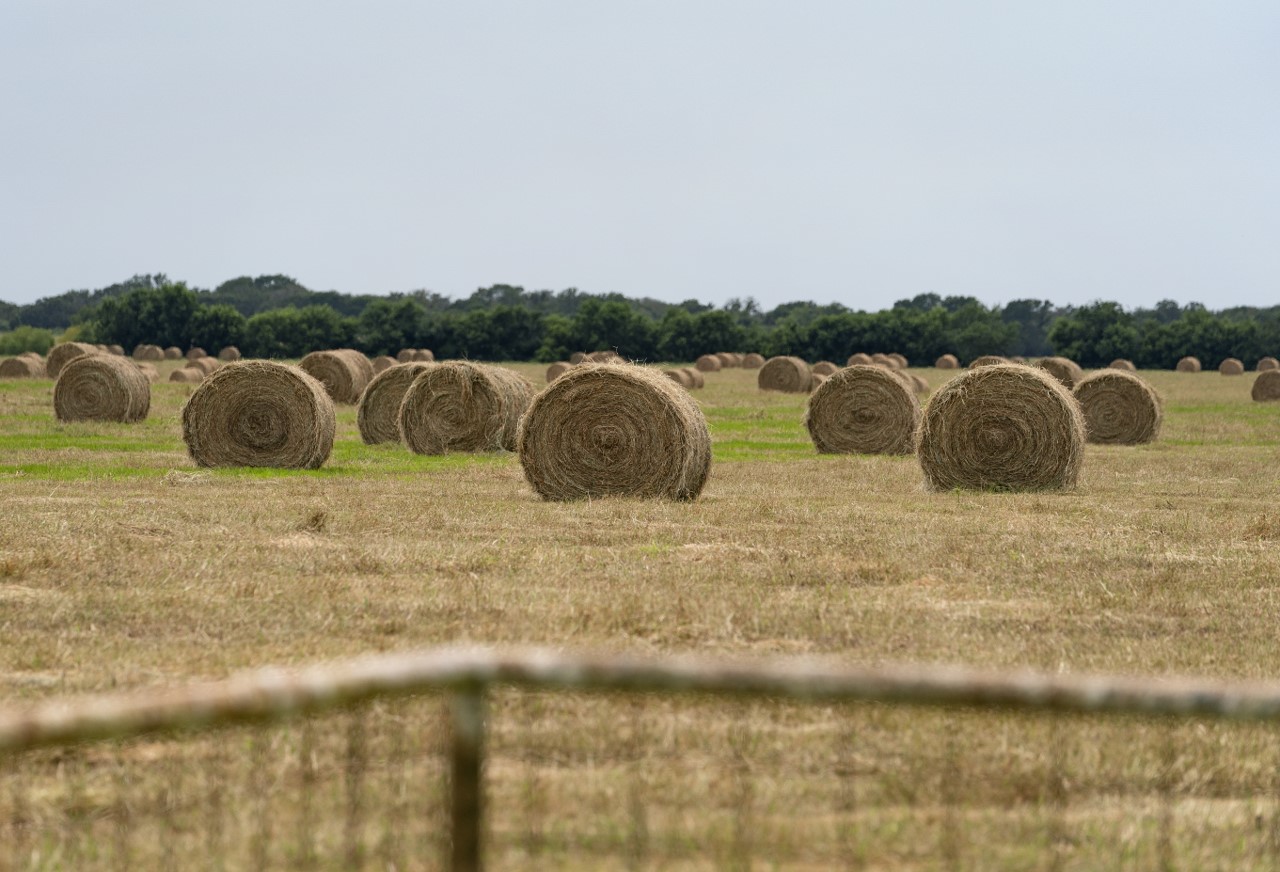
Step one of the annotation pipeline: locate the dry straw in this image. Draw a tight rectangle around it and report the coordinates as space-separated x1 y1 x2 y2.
0 356 45 378
47 342 99 379
1252 370 1280 402
1109 359 1137 371
741 353 765 369
935 354 959 369
517 363 712 501
758 356 812 393
187 347 207 360
54 354 151 423
398 362 534 454
695 354 722 372
1034 356 1084 388
682 367 704 388
1176 356 1201 373
133 362 159 383
846 353 874 366
714 353 736 368
916 363 1085 492
811 361 839 376
569 352 586 364
1257 357 1279 372
968 355 1008 368
663 368 693 388
888 353 909 369
397 349 416 363
218 346 242 362
587 350 622 363
357 362 436 444
1219 358 1244 375
108 344 125 356
185 357 221 375
299 349 372 404
164 346 183 360
169 368 202 383
133 344 164 361
413 350 436 362
181 361 335 469
545 362 572 383
870 353 895 368
911 374 930 394
804 364 920 455
810 372 828 388
372 355 397 374
1072 370 1162 445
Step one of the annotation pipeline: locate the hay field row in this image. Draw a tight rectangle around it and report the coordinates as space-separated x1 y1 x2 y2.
4 361 1280 868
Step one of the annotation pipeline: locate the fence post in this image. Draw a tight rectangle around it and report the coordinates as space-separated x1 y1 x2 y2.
449 687 487 872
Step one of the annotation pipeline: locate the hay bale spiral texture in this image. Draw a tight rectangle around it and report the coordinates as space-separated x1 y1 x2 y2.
1220 358 1244 375
758 356 812 393
517 363 711 501
398 362 534 454
47 342 99 379
299 349 372 404
1252 370 1280 402
1176 356 1201 373
804 365 920 455
1072 370 1162 445
181 361 335 469
54 354 151 423
916 364 1085 492
357 362 435 445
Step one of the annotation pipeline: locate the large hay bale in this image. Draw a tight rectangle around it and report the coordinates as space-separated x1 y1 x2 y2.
357 362 435 445
1035 356 1084 388
299 349 372 404
804 365 920 455
0 356 45 378
1257 357 1279 372
811 361 839 376
1176 356 1201 373
757 356 812 393
398 362 534 454
517 363 711 501
741 353 765 369
1220 358 1244 375
186 347 207 361
546 362 572 383
133 344 164 361
695 354 722 373
968 355 1008 368
372 355 397 374
663 368 693 388
935 354 959 369
133 362 160 383
218 346 242 362
53 355 150 423
163 346 183 360
846 353 874 366
169 368 202 383
916 364 1085 492
182 361 335 469
1072 370 1162 445
682 367 704 389
1109 359 1137 371
1252 370 1280 402
46 342 98 379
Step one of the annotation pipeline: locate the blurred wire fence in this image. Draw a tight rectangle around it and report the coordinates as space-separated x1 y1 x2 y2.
4 646 1280 870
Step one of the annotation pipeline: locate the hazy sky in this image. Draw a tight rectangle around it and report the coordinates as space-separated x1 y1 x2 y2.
2 2 1277 310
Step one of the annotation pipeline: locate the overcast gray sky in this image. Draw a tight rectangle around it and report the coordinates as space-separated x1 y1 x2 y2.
2 2 1277 310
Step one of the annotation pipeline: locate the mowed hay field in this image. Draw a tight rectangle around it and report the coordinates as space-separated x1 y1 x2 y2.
4 360 1280 869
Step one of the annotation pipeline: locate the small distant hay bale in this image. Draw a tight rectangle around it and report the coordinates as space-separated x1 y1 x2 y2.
164 346 183 360
47 342 99 379
181 361 335 469
757 356 812 393
546 362 573 383
413 349 435 362
812 361 839 376
1009 356 1028 364
911 374 929 394
356 362 435 445
663 368 694 388
185 357 221 375
169 368 202 383
695 354 722 372
715 353 736 368
968 355 1007 368
517 363 711 501
587 350 622 363
372 355 397 374
870 353 896 369
1109 359 1136 371
916 364 1085 492
682 368 704 389
299 349 372 404
1072 370 1162 445
741 353 765 369
133 362 160 383
397 349 416 363
1256 357 1279 372
1219 358 1244 376
1252 370 1280 402
804 364 920 455
810 372 828 388
1176 356 1201 373
569 351 586 364
187 347 207 361
935 354 959 369
847 353 874 366
108 344 125 356
218 346 242 362
398 362 535 454
133 344 164 361
1035 356 1084 388
888 353 909 369
0 356 45 378
54 355 151 423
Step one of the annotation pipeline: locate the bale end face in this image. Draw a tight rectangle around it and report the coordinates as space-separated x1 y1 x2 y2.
1252 370 1280 402
53 355 151 423
804 365 920 455
757 356 812 393
398 362 534 454
1072 370 1162 445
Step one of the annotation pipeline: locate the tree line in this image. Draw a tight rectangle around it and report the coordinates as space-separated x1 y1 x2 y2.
1 275 1277 367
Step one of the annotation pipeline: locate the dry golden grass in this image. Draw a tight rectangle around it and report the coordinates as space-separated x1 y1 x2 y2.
4 361 1280 867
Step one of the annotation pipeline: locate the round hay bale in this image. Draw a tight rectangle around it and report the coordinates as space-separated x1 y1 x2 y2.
1034 356 1084 389
133 362 160 383
663 368 694 389
218 346 242 362
968 355 1008 368
18 351 43 361
341 350 374 385
916 364 1085 492
847 353 874 367
888 353 909 369
54 354 150 423
0 356 45 378
372 355 397 374
108 344 125 356
356 362 436 445
1109 359 1137 371
168 368 202 383
569 352 586 365
1072 370 1162 445
132 344 164 361
163 346 183 360
870 353 896 369
46 342 99 379
298 349 371 404
1175 356 1201 373
741 353 765 369
811 361 839 376
935 354 959 369
546 362 573 383
186 347 207 361
1256 357 1279 372
695 354 722 373
714 353 736 368
682 367 705 389
412 349 435 363
911 374 929 394
587 350 621 363
185 357 221 375
810 372 828 389
517 363 711 501
181 361 335 469
1220 358 1244 375
1252 370 1280 402
398 362 535 454
804 364 921 455
397 349 416 363
757 356 812 393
